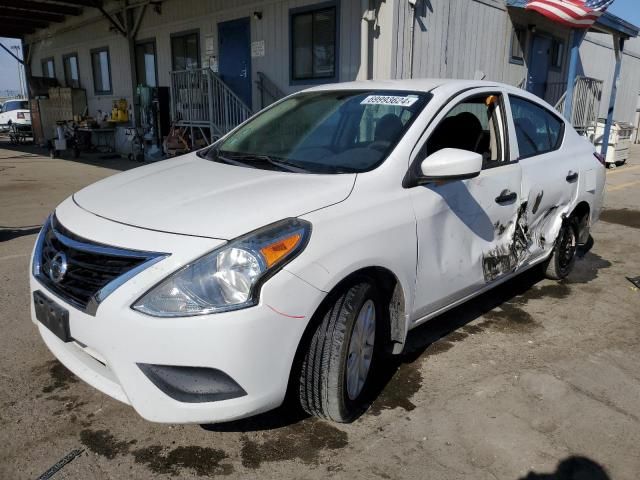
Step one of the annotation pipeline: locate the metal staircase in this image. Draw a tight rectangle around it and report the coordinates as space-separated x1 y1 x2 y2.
554 76 603 139
256 72 286 109
169 68 253 145
516 76 604 142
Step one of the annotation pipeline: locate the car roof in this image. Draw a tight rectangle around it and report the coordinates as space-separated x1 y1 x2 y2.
303 78 506 94
301 78 565 121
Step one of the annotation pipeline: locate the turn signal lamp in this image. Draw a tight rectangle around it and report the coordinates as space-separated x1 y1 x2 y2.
261 233 302 268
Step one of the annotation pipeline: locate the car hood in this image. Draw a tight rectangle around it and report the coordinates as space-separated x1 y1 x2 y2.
73 154 356 239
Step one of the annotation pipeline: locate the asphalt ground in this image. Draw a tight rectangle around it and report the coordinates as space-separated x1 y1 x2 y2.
1 139 639 479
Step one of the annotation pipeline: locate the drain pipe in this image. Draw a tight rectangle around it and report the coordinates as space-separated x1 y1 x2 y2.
360 0 375 80
408 0 417 78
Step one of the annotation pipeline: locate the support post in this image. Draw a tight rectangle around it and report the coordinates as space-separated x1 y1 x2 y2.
563 29 586 122
600 35 625 159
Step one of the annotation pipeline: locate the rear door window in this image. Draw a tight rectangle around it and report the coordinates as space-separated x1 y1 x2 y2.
509 96 564 159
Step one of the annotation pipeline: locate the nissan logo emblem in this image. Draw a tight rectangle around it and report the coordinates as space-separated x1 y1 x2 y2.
48 252 68 284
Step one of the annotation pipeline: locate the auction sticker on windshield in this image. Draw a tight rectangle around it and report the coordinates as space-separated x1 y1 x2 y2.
361 95 419 107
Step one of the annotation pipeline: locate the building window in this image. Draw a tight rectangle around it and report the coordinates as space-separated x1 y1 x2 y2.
41 57 55 79
91 47 112 95
551 39 564 69
63 53 80 88
510 26 526 65
171 30 200 71
135 39 158 87
290 3 337 82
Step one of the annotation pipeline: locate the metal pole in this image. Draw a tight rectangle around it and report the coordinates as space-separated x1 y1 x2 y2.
601 35 625 159
125 2 140 129
11 46 24 97
563 29 586 122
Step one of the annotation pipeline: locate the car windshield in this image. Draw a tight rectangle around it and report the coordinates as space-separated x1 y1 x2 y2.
203 90 430 174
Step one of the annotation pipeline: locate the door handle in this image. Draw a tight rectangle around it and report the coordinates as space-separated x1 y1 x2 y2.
495 190 518 205
566 171 579 183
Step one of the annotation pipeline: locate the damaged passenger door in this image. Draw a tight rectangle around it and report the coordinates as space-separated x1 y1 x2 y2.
508 95 573 263
408 89 523 322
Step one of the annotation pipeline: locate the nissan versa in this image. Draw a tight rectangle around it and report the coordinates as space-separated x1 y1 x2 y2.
30 80 605 423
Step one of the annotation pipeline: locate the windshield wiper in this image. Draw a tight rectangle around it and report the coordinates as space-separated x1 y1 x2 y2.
222 152 311 173
203 147 257 169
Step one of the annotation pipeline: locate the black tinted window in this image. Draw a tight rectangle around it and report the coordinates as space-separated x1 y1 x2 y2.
171 32 199 71
4 101 28 111
510 96 564 158
291 6 337 81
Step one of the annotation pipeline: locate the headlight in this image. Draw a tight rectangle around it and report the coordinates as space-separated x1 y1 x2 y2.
132 218 311 317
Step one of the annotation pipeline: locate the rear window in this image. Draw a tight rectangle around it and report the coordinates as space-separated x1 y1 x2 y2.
4 101 29 112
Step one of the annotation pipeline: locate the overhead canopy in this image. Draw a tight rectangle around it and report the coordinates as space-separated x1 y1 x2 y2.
0 0 102 39
506 0 639 39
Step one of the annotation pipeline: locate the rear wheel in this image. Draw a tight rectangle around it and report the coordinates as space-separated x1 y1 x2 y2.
545 219 578 280
299 281 380 422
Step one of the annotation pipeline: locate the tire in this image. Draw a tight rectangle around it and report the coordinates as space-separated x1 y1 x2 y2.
545 218 579 280
299 280 380 423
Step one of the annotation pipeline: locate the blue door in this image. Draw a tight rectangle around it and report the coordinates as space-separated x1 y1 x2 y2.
527 35 552 99
218 18 252 107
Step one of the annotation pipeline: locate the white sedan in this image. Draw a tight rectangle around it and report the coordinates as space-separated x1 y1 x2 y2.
30 79 605 423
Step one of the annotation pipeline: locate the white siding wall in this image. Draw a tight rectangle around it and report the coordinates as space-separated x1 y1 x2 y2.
580 33 640 124
27 9 132 121
393 0 514 82
24 0 640 126
391 0 572 91
25 0 364 115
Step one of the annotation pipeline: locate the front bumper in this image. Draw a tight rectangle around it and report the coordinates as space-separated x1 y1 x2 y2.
30 198 325 423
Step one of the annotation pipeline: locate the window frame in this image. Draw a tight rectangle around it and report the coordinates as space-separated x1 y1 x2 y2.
41 57 56 79
420 92 511 168
90 47 113 95
289 1 340 85
509 26 526 65
508 94 566 160
170 29 201 72
135 38 159 87
62 52 80 88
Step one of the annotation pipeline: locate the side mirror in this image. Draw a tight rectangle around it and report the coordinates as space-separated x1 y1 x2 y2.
418 148 483 183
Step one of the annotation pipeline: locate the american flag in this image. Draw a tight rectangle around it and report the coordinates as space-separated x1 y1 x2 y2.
525 0 616 28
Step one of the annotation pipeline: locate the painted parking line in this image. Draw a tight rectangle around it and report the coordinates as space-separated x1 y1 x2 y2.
607 165 640 175
607 180 640 192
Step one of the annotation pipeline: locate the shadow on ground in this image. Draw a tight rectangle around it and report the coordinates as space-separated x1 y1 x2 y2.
519 455 611 480
0 225 42 242
0 138 139 172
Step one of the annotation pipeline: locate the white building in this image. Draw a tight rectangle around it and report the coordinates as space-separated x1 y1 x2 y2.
2 0 639 151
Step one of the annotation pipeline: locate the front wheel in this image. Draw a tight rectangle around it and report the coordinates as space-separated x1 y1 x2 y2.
545 218 579 280
299 281 380 422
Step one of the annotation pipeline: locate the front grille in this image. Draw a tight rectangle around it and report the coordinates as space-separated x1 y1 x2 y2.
34 215 166 314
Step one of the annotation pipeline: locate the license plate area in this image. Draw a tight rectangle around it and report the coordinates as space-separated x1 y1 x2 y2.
34 291 71 342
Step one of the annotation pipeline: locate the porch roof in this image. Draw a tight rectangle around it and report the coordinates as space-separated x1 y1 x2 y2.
506 0 639 39
0 0 101 39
